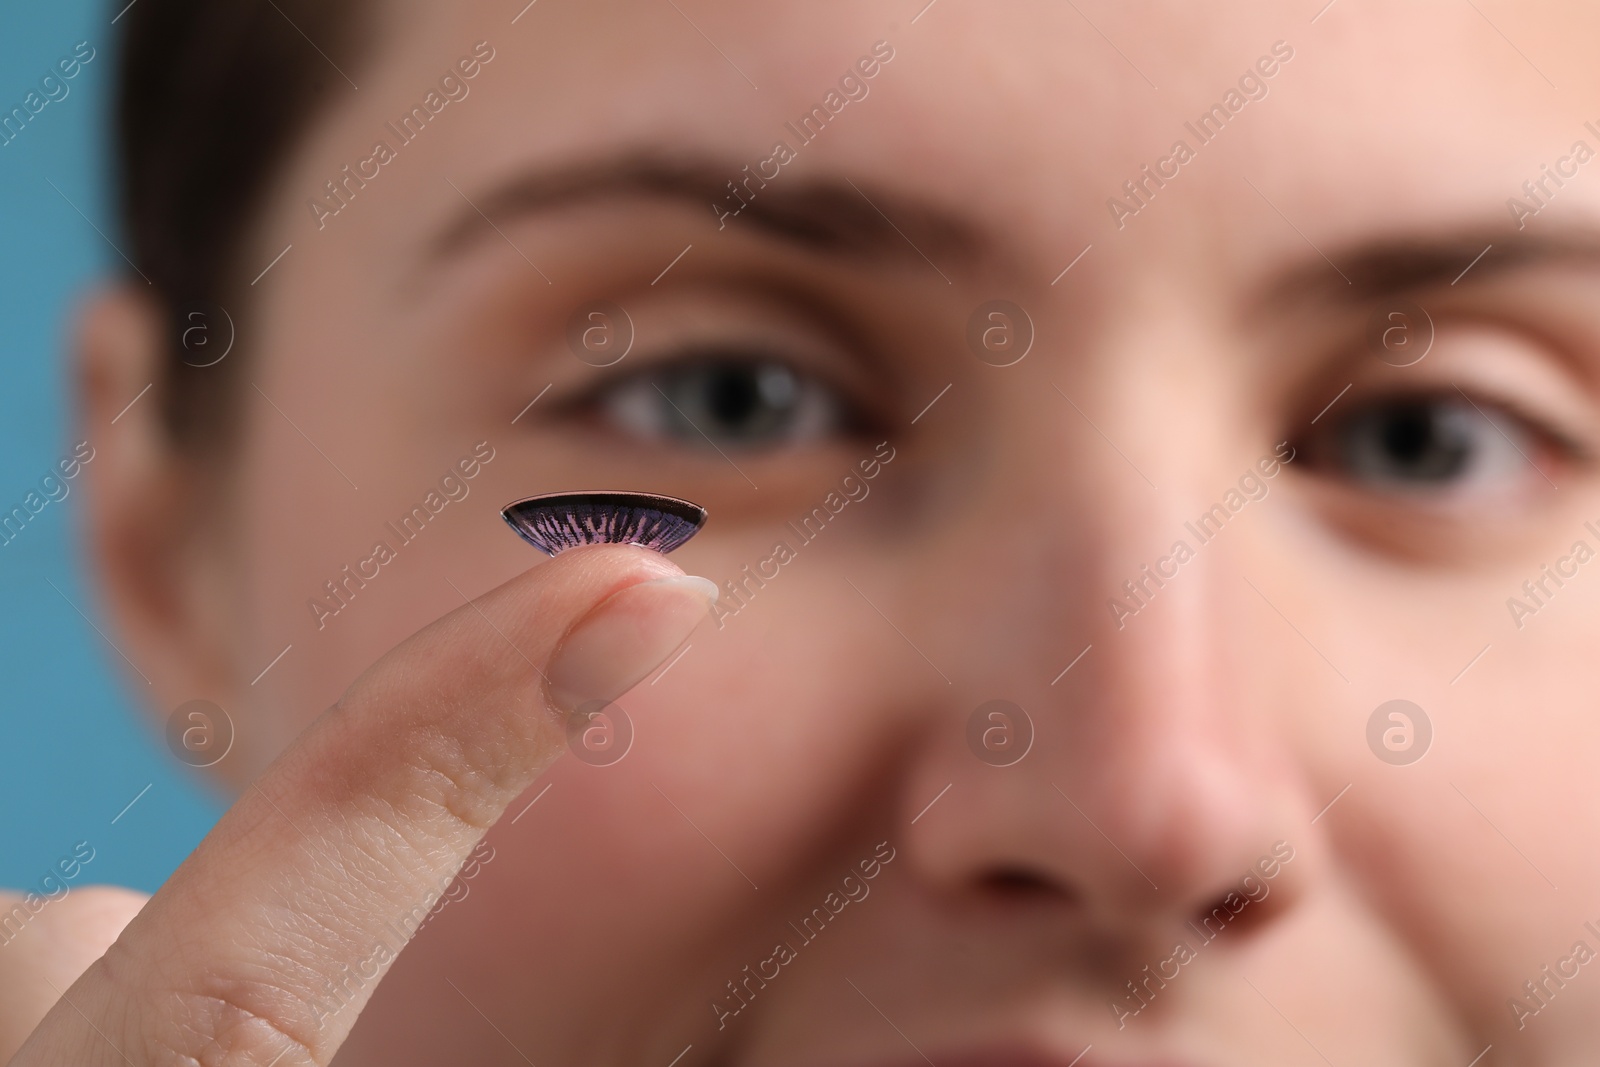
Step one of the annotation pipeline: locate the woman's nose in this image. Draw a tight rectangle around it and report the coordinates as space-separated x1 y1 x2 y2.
899 543 1311 932
891 352 1317 947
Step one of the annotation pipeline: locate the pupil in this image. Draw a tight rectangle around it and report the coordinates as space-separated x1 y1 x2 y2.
708 368 760 425
1382 408 1433 462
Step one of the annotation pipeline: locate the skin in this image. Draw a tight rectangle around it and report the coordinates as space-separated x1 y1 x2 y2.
7 0 1600 1062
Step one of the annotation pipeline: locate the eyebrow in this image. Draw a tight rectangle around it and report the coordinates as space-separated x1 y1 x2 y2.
1262 227 1600 306
429 151 983 271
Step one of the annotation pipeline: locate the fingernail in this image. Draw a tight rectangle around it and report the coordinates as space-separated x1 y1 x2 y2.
546 575 718 713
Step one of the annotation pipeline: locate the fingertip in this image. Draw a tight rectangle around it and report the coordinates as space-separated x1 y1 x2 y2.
537 542 690 587
545 571 718 713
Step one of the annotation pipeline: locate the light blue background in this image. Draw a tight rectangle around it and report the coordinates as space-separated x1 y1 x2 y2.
1 1 222 894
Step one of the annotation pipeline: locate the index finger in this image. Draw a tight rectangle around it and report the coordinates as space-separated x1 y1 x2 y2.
12 544 718 1067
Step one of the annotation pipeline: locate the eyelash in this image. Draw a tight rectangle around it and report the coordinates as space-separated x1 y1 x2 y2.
567 345 878 452
545 295 1597 514
1293 386 1588 494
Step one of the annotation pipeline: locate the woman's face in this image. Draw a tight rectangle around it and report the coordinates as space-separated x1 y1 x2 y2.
86 0 1600 1062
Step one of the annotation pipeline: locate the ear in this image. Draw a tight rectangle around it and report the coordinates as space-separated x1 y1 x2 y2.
74 285 246 784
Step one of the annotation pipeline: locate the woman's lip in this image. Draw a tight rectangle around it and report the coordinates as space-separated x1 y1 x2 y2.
835 1047 1202 1067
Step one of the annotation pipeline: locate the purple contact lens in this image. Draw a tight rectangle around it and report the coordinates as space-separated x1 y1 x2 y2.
501 491 708 556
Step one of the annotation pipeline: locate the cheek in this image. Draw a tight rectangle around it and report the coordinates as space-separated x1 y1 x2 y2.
1310 568 1600 1023
406 586 910 995
227 392 507 780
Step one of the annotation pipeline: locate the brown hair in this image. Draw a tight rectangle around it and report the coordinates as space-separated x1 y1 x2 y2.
116 0 367 447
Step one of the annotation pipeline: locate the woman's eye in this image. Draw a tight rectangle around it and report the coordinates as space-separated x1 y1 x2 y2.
1314 393 1547 494
596 354 849 451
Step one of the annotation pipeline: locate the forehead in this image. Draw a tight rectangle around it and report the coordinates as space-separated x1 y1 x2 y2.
287 0 1600 287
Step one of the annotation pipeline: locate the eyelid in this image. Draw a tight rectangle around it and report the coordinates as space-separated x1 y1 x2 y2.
561 340 825 393
550 281 896 412
1318 321 1600 461
1327 388 1572 469
1299 385 1589 495
1449 389 1595 466
549 342 884 442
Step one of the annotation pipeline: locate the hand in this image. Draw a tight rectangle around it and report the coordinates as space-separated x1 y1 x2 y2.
2 545 716 1065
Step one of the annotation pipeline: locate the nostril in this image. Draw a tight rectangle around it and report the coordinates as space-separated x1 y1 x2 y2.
1189 885 1278 943
980 867 1064 900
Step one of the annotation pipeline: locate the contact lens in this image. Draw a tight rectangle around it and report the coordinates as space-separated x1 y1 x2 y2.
500 491 708 555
